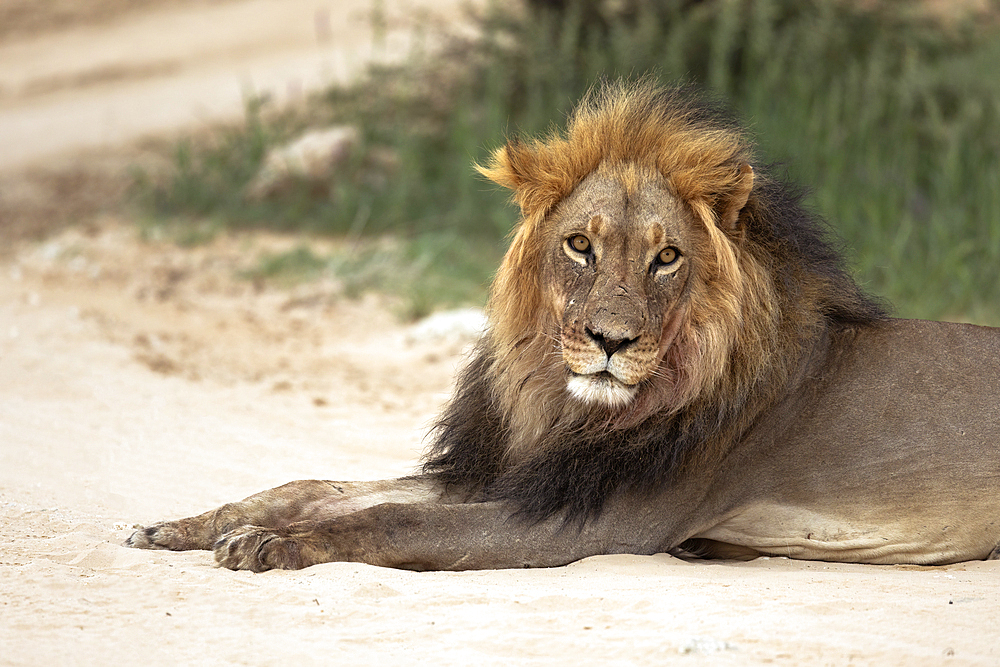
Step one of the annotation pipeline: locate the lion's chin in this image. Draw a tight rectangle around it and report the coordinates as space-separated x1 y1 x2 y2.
566 372 638 409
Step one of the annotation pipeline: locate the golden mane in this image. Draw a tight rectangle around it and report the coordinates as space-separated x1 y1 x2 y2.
478 81 752 220
478 80 777 445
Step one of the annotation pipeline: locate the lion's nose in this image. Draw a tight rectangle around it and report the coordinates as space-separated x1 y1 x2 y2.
585 327 638 358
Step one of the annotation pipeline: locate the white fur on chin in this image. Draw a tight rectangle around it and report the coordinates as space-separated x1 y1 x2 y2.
567 374 637 408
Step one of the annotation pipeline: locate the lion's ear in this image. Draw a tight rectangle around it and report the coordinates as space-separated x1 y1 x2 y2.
477 140 532 193
719 163 754 230
476 140 573 220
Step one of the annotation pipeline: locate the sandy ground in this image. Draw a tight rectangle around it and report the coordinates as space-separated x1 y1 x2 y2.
2 223 999 666
1 1 999 665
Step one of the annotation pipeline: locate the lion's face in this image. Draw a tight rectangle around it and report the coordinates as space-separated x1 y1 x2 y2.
540 166 702 408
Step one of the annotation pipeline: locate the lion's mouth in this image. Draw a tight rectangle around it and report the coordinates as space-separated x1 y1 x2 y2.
566 371 638 408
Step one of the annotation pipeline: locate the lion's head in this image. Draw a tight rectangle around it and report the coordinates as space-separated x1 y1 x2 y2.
478 81 780 447
426 79 885 518
525 162 751 411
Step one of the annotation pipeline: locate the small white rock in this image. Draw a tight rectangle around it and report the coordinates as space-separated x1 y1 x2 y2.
246 126 360 199
406 308 487 346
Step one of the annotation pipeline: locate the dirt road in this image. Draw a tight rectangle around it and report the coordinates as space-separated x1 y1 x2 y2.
0 0 463 172
1 2 998 665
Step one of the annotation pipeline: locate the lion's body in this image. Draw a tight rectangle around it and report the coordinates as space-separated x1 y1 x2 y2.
128 80 1000 571
690 318 1000 564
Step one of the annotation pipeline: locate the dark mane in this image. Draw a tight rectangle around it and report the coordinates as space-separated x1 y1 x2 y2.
746 176 887 325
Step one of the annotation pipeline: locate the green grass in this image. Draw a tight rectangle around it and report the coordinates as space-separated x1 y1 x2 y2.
238 234 498 320
132 0 1000 324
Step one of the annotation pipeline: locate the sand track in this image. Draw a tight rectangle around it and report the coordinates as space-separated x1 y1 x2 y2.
0 0 448 172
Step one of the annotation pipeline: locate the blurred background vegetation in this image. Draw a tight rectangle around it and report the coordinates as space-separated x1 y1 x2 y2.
133 0 1000 322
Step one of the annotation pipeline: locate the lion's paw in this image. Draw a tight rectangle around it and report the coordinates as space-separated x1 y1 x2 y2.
214 526 308 572
125 522 189 550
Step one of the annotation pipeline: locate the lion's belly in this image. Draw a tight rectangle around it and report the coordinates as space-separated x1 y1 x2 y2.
694 503 996 565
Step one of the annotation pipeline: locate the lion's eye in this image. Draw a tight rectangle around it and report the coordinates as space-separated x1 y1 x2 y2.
569 235 591 254
658 247 679 265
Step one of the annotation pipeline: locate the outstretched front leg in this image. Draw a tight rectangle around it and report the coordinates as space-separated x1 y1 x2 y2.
211 496 673 572
125 476 447 552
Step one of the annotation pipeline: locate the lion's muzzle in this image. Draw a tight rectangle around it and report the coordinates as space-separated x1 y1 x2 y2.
562 323 660 407
560 288 662 408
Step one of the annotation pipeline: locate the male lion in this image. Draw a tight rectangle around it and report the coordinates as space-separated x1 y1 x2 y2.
128 80 1000 571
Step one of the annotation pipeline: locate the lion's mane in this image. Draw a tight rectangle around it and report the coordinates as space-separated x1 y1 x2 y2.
424 79 886 520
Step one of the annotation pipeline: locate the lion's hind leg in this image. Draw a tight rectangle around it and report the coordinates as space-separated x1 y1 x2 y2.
672 538 761 561
988 544 1000 560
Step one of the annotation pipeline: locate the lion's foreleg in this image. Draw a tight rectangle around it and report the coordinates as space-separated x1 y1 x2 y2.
125 476 446 552
213 500 662 572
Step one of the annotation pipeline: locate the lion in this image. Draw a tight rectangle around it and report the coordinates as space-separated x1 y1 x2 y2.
127 79 1000 571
